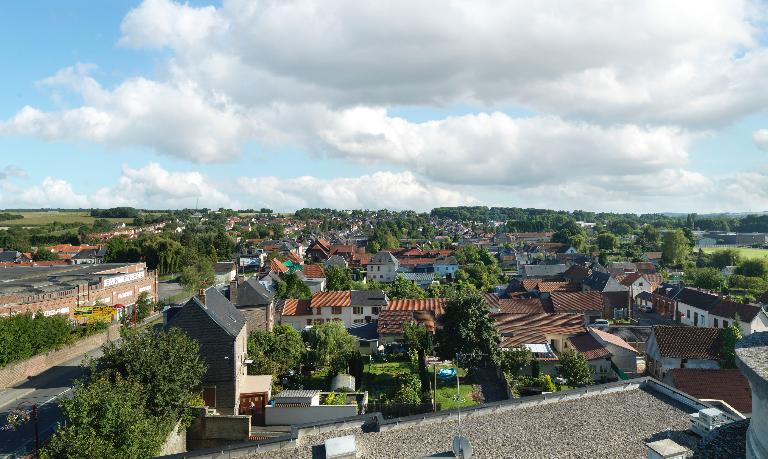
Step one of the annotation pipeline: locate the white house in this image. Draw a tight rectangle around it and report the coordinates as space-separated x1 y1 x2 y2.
280 290 388 330
433 255 459 280
708 300 768 335
367 251 399 282
589 328 638 376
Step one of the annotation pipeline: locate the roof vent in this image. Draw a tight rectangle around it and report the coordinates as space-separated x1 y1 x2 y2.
645 439 691 459
689 407 731 437
324 435 356 459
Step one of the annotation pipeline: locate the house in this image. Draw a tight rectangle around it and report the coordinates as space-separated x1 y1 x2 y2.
581 271 628 293
563 265 590 284
708 300 768 335
230 276 275 332
652 283 682 319
494 312 586 353
214 261 237 285
550 292 604 323
643 252 663 266
645 326 723 383
301 264 327 293
0 251 31 263
433 255 458 280
589 328 638 376
377 310 437 346
565 332 614 382
367 251 399 282
618 273 656 299
71 247 107 264
669 368 752 416
347 322 380 354
307 238 332 262
675 287 723 327
521 264 568 278
324 254 348 269
166 288 265 416
281 290 388 330
601 290 631 320
397 272 435 288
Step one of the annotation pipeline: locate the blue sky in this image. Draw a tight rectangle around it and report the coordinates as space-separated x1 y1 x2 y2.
1 0 768 212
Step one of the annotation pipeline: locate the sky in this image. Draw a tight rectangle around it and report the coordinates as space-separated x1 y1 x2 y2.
1 0 768 213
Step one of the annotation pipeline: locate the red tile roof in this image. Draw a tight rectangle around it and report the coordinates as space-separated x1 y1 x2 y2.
651 326 723 360
670 368 752 414
387 298 447 316
310 291 351 308
270 258 288 274
550 292 604 314
498 299 551 315
710 300 763 322
377 310 436 336
568 333 612 361
494 313 585 348
287 252 303 265
282 299 312 316
590 328 638 354
302 264 326 279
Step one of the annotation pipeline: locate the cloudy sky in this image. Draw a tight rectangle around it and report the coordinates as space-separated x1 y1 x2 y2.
1 0 768 213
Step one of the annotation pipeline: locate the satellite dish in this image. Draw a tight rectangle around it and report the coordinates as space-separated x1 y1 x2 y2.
452 436 472 459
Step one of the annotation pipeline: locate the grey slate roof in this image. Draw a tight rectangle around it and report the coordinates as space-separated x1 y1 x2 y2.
72 249 99 260
522 264 567 278
347 322 379 341
237 277 274 306
0 251 26 262
370 251 398 265
172 287 245 338
399 272 435 283
350 289 387 307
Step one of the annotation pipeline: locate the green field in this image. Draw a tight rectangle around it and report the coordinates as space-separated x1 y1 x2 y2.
0 211 134 226
701 247 768 260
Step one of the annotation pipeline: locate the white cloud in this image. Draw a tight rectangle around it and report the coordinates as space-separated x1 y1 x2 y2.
118 0 222 49
18 177 91 208
754 129 768 151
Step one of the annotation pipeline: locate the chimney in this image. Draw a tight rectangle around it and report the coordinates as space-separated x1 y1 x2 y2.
229 279 238 305
237 274 245 284
197 289 206 305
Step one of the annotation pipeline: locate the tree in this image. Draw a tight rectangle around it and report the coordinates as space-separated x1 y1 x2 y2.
180 257 215 291
540 374 556 392
500 346 532 377
96 328 206 420
303 321 358 374
133 292 154 323
33 249 58 261
248 324 305 376
389 373 423 405
721 322 743 369
436 292 500 369
637 224 660 251
325 265 353 291
552 221 587 248
735 258 768 280
41 374 169 459
709 249 740 270
387 275 427 299
596 232 619 251
104 236 141 263
558 348 593 386
661 229 690 266
686 267 725 291
403 322 432 354
275 271 311 299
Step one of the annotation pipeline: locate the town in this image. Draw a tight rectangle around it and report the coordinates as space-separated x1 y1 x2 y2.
0 206 766 458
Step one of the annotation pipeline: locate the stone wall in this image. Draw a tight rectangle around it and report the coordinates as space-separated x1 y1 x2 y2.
186 408 252 450
158 420 187 456
0 323 120 389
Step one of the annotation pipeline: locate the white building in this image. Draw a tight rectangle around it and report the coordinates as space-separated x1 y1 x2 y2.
367 251 399 282
280 290 388 330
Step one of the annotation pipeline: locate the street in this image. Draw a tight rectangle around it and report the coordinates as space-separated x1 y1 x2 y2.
0 347 104 458
632 305 679 326
158 278 191 304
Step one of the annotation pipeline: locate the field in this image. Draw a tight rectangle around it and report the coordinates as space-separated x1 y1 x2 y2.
701 247 768 260
0 211 134 226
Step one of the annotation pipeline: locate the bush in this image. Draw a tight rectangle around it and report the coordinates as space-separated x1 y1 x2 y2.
0 313 74 368
540 375 556 392
323 392 346 405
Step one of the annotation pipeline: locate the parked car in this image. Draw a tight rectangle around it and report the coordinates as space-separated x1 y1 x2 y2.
592 319 610 327
640 305 653 313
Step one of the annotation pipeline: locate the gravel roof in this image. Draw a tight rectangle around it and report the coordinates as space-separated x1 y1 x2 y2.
249 387 697 459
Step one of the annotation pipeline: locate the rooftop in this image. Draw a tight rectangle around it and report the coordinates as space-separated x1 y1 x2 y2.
0 262 148 297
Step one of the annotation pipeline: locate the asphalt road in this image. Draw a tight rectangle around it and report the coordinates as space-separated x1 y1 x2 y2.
0 346 105 458
158 279 190 304
632 306 679 326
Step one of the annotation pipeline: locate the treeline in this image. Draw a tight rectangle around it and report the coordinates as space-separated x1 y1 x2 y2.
0 314 107 368
692 214 768 233
0 212 23 221
90 207 140 218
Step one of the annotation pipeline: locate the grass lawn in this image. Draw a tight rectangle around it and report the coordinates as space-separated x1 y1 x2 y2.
701 247 768 260
0 211 133 226
363 361 415 398
432 365 477 409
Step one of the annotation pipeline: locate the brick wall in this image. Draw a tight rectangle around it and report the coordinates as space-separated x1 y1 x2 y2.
0 322 120 389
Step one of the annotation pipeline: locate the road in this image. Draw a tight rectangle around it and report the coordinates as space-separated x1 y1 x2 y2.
0 346 105 458
158 279 191 304
632 305 679 326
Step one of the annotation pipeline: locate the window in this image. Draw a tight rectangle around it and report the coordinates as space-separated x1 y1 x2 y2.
332 306 342 314
686 310 690 319
377 266 381 271
372 307 380 315
202 386 216 408
713 318 718 328
723 320 729 327
359 341 370 348
639 282 644 287
353 319 364 324
306 319 312 326
353 306 363 315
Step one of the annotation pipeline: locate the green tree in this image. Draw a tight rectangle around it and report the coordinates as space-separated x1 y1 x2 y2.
661 229 690 266
436 292 500 369
133 292 154 323
552 221 587 248
709 249 741 270
325 265 353 291
275 271 312 299
637 224 660 251
721 322 743 369
686 267 725 291
389 373 423 405
403 322 432 354
180 257 215 291
41 375 169 459
104 236 141 263
248 324 305 376
303 321 358 374
596 232 619 251
558 348 593 386
500 346 532 377
735 258 768 280
540 374 556 392
33 249 58 261
387 275 427 299
96 328 206 420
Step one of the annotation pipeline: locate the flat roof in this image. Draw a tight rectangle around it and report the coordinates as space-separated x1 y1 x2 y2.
0 263 145 296
250 384 704 459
